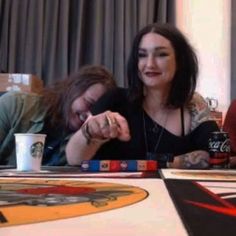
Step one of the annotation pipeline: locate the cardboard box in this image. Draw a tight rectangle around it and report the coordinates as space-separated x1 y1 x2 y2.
0 73 43 93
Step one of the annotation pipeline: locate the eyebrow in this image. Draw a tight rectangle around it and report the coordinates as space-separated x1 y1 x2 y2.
85 97 96 104
138 46 169 51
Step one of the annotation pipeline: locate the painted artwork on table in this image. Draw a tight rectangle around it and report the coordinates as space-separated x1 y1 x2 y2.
161 169 236 181
0 178 148 227
165 179 236 236
0 177 187 236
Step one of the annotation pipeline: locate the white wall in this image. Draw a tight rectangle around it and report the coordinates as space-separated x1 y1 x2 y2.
175 0 231 116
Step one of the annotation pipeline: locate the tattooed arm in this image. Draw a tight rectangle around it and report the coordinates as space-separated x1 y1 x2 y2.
168 151 209 169
167 93 217 169
188 92 212 131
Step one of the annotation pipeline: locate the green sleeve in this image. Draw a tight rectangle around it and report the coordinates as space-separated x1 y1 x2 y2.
0 92 17 144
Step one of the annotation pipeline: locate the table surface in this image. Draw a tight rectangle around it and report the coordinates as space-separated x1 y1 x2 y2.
0 167 236 236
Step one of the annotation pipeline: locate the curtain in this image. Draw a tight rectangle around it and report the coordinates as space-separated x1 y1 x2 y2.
0 0 174 86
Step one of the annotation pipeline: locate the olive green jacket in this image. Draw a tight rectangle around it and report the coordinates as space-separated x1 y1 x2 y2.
0 92 68 166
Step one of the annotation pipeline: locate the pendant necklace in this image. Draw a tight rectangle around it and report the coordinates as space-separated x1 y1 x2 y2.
143 110 168 160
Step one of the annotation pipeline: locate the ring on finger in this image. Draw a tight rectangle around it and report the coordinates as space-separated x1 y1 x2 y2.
106 114 118 126
101 114 111 129
102 114 117 128
105 114 113 126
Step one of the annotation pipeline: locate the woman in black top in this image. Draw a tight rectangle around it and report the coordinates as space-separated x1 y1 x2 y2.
66 23 219 169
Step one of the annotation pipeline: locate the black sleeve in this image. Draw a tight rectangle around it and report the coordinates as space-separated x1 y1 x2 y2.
191 120 220 151
91 87 128 115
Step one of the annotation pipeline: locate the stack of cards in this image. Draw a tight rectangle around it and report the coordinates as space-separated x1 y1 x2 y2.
80 160 158 172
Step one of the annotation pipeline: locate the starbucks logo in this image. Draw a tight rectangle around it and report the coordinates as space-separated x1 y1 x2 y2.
30 142 44 158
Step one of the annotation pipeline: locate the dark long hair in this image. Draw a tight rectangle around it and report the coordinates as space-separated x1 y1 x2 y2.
42 65 116 130
127 23 198 108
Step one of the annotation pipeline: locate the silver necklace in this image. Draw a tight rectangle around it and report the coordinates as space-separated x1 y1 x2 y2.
143 110 168 160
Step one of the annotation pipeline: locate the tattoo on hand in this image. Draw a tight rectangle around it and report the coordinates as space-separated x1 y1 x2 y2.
180 152 209 169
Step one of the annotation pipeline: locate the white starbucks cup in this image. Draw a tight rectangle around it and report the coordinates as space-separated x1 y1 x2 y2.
14 133 46 171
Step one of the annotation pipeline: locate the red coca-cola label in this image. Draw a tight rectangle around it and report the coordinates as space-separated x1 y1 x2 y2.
209 139 230 153
209 131 230 169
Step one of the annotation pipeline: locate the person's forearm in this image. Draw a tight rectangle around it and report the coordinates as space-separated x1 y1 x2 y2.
66 129 104 166
169 150 209 169
66 111 130 166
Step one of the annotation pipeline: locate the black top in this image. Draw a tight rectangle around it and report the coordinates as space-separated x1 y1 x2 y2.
40 117 68 166
91 88 219 160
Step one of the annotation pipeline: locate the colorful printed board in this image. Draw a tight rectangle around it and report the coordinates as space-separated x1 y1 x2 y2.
160 168 236 181
160 169 236 235
0 177 187 236
165 179 236 236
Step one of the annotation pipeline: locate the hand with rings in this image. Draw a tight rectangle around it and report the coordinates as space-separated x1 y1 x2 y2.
84 111 131 142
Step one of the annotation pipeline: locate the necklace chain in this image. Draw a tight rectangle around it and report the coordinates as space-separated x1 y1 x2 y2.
143 110 168 159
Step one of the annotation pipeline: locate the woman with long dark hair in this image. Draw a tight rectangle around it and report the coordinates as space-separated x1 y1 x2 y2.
66 24 219 169
0 65 116 166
